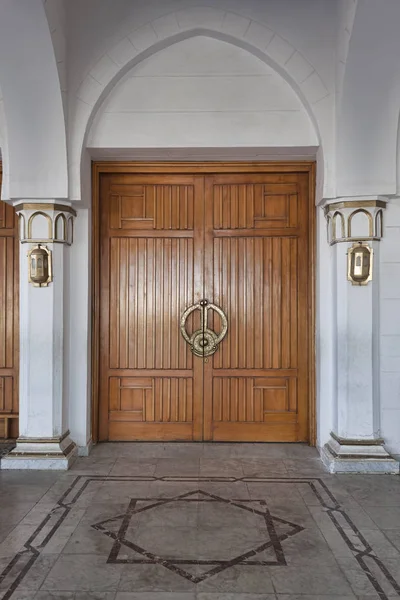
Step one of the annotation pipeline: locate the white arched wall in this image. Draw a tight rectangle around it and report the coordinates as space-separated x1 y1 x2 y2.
68 6 335 201
88 36 318 150
0 83 10 198
0 0 68 200
337 0 400 197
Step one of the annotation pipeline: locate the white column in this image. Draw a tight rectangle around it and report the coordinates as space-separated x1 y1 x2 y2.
2 201 78 469
320 197 399 473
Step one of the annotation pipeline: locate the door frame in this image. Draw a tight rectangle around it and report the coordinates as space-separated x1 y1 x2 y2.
91 161 316 444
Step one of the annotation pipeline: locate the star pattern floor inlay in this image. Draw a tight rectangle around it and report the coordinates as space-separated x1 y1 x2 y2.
1 443 400 599
92 489 304 582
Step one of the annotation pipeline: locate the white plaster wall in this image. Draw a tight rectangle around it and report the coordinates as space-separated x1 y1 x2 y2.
43 0 68 118
316 208 335 449
88 37 317 149
380 198 400 456
0 0 68 200
336 1 400 197
67 208 92 450
0 84 10 199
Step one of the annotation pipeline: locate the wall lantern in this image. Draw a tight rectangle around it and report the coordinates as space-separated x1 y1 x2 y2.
347 242 373 286
28 244 53 287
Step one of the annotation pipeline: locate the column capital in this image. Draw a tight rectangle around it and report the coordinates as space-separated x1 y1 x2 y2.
12 200 76 246
322 196 388 245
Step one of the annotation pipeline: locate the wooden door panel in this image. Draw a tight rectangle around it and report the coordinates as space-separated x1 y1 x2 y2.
108 237 194 370
109 183 194 230
99 175 204 441
204 174 309 442
212 376 297 420
213 182 299 230
0 185 19 439
212 237 298 370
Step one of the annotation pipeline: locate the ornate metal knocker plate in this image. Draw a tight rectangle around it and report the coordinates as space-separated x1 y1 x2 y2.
180 299 228 358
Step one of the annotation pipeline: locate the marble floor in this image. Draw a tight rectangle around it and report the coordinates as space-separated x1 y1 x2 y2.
1 443 400 600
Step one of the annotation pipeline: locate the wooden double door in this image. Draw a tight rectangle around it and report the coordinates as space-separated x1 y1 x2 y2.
98 167 312 442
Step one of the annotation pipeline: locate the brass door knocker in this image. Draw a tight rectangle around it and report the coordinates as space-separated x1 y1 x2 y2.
180 299 228 358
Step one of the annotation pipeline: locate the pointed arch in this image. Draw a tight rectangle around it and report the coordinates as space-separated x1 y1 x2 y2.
68 8 331 201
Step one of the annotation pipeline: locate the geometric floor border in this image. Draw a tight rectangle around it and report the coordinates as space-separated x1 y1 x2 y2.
0 475 399 599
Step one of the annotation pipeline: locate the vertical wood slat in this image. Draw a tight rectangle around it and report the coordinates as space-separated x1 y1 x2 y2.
254 237 263 369
264 238 272 368
0 238 6 369
154 379 162 422
109 377 121 411
0 237 17 370
109 239 120 368
119 238 129 368
281 237 291 368
0 377 13 412
290 238 298 368
272 238 282 369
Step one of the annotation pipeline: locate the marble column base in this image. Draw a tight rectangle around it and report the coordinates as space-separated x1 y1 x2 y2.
1 431 78 470
320 433 400 474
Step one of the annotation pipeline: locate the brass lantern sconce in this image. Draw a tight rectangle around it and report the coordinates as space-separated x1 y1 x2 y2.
347 242 373 286
28 244 53 287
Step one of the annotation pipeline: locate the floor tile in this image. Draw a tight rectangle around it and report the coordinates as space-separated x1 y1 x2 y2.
197 594 276 600
199 458 244 476
62 522 115 555
0 592 39 600
109 460 157 477
362 506 400 529
132 498 199 529
34 594 114 599
269 565 354 595
356 528 400 557
41 554 124 591
115 593 194 599
196 564 275 593
276 596 356 600
16 554 59 591
118 563 194 592
154 458 200 476
382 528 400 552
240 458 288 477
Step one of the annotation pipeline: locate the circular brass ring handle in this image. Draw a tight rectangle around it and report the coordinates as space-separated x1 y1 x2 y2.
180 299 228 358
